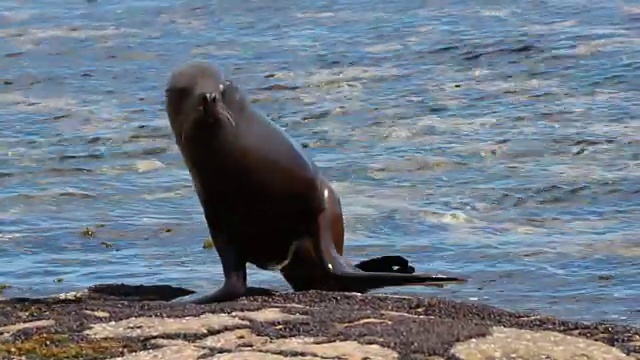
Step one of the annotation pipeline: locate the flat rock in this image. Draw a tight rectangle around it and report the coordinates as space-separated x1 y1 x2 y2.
0 283 638 360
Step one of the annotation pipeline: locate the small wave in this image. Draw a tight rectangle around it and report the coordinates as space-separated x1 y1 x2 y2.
135 159 165 173
295 12 335 19
46 167 93 175
0 232 23 241
258 83 301 91
127 124 173 141
118 145 171 158
491 184 593 208
303 66 403 89
58 152 105 161
0 165 92 179
461 43 540 61
2 189 96 201
368 155 468 179
0 25 142 51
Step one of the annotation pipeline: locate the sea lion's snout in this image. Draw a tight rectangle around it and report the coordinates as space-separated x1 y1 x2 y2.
199 92 218 117
197 88 235 128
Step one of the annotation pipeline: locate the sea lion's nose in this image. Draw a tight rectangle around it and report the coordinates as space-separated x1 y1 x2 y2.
201 92 217 103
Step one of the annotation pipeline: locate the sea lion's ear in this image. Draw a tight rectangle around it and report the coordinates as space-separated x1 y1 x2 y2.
220 80 246 110
220 80 232 98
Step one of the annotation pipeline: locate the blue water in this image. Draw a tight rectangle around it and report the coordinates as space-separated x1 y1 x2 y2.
0 0 639 325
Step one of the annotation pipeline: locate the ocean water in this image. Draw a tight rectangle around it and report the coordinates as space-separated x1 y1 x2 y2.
0 0 638 325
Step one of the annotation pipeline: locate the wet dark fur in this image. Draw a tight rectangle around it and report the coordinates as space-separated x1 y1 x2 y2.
164 62 467 304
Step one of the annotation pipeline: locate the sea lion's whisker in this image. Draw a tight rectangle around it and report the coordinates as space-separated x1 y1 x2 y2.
219 105 235 127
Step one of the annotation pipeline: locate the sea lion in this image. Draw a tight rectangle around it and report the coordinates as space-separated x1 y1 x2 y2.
164 62 466 304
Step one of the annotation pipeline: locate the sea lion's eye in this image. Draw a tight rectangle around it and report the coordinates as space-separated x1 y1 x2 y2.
166 86 192 104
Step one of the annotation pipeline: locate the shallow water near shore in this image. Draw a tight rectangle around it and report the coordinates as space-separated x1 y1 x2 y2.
0 0 639 325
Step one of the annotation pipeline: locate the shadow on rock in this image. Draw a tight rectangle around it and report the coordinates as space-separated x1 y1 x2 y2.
86 283 196 301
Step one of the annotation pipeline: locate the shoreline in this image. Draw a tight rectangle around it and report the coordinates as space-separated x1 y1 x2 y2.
0 284 638 359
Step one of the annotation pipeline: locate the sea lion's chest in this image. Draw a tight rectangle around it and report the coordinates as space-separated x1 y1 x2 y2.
184 116 322 268
194 138 321 219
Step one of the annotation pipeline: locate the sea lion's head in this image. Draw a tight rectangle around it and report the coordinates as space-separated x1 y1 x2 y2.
165 62 235 147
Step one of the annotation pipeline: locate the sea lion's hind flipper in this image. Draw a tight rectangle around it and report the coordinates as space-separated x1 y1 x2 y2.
354 255 416 274
334 269 466 293
315 204 467 293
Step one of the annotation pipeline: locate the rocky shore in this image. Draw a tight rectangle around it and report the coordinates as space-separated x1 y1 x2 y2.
0 284 638 360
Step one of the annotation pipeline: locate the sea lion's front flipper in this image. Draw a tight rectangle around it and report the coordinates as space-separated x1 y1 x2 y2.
171 234 250 304
354 255 416 274
172 285 279 304
171 282 244 304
